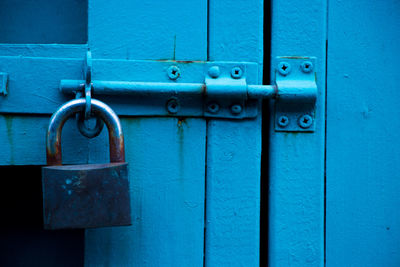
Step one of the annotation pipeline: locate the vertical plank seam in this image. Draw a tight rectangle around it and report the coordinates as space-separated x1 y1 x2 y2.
206 0 210 61
203 120 209 267
324 0 330 265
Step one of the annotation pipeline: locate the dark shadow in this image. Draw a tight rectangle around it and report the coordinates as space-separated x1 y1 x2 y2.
0 166 84 267
260 0 272 265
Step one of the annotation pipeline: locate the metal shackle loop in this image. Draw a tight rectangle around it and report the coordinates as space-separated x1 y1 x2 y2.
46 98 125 165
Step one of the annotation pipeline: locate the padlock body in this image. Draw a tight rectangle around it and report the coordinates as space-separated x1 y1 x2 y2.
42 162 131 229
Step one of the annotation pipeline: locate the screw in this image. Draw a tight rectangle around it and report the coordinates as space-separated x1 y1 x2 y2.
230 104 243 115
166 98 180 114
207 102 220 114
298 114 313 129
167 66 180 80
301 61 313 73
231 67 243 79
208 66 221 78
278 62 291 76
277 115 289 127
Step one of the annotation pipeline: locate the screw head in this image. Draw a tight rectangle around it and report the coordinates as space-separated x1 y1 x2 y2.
207 102 220 114
230 104 243 115
277 115 289 127
166 98 180 114
301 61 313 73
167 66 180 80
298 114 313 129
208 66 221 78
278 62 291 76
231 67 243 79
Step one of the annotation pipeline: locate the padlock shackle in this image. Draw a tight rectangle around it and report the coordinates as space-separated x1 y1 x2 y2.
46 98 125 165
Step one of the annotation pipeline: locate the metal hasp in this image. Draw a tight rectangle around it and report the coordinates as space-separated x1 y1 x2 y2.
273 57 318 132
60 59 317 125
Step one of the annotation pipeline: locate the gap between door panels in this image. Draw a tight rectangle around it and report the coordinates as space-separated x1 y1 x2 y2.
261 0 272 266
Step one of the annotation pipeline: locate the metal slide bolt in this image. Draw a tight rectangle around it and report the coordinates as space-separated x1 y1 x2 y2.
298 114 313 128
277 115 289 128
278 62 291 76
166 98 180 114
167 66 181 80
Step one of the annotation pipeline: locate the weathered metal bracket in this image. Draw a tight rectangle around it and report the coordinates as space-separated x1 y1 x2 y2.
273 57 317 132
204 63 259 119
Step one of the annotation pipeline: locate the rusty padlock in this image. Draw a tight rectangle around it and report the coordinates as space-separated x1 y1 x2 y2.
42 98 131 229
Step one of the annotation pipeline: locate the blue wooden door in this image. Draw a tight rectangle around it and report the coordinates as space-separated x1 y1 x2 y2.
268 0 400 266
0 0 263 266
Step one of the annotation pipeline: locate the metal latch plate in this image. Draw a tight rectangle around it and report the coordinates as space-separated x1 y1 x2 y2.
273 57 317 132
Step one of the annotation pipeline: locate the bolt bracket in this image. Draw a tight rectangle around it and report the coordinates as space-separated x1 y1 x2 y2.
274 57 317 132
204 63 258 119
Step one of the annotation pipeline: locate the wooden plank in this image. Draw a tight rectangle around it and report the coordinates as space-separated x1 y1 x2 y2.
85 118 206 266
206 0 263 265
268 0 327 266
89 0 207 60
326 0 400 266
0 115 92 165
85 0 207 266
0 0 87 44
0 44 87 58
206 119 262 266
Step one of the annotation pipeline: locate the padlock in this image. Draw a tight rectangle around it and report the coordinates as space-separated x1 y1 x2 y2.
42 98 131 229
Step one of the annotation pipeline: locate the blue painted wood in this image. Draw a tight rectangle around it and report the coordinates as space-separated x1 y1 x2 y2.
0 0 266 265
269 0 326 266
0 44 87 58
0 115 93 165
326 0 400 266
85 118 206 266
84 0 208 266
0 57 209 115
0 0 87 44
89 0 207 60
205 0 263 265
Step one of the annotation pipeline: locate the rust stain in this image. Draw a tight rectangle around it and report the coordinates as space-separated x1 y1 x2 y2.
154 59 205 64
279 56 311 59
173 35 176 60
109 133 125 163
47 126 63 166
201 84 207 94
272 84 278 99
177 117 187 128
